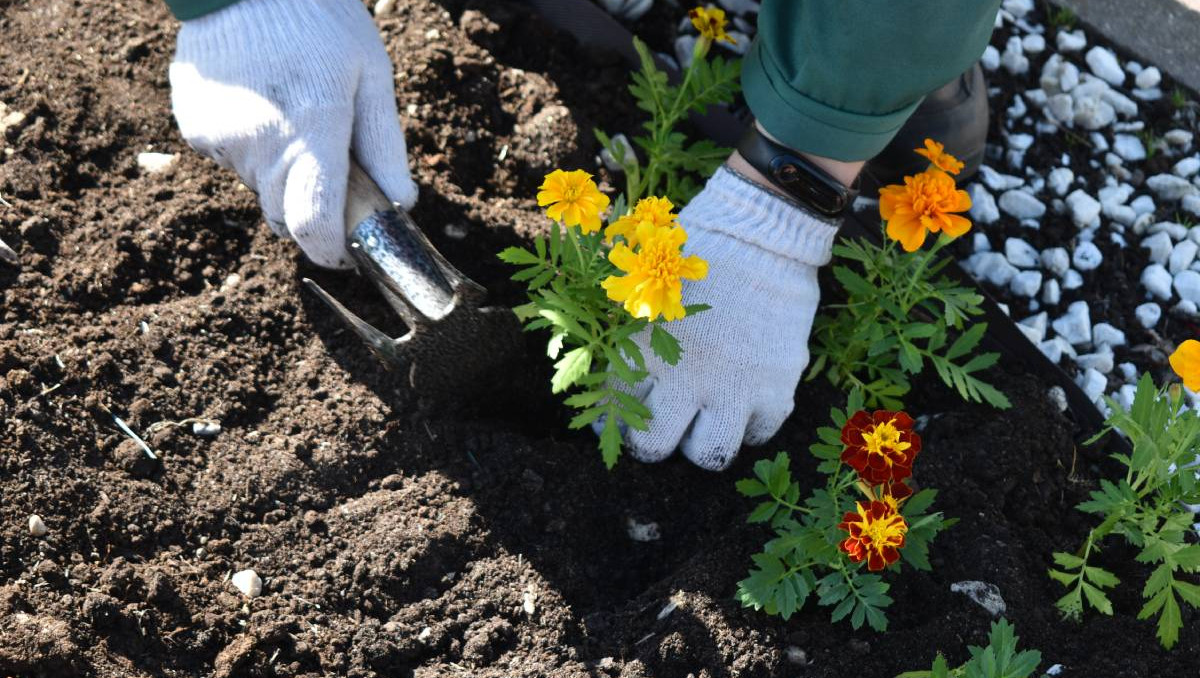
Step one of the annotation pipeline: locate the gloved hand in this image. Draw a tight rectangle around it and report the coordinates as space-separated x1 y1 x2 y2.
620 166 839 470
169 0 417 269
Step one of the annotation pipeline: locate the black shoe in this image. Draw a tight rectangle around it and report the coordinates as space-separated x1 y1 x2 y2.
859 62 988 197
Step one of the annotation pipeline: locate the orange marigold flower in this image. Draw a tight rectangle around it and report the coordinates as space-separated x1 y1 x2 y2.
838 500 909 571
879 167 973 252
689 6 736 45
840 410 921 486
1169 339 1200 391
915 138 965 175
537 169 610 234
605 196 677 248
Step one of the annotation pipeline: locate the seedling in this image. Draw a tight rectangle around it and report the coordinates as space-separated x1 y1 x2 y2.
897 619 1043 678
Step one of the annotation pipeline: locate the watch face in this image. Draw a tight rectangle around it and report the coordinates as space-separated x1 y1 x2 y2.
769 154 849 217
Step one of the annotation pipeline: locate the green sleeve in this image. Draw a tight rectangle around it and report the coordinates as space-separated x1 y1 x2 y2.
164 0 244 20
744 0 1002 161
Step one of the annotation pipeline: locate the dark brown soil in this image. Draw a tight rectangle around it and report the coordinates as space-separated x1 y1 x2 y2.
0 1 1196 677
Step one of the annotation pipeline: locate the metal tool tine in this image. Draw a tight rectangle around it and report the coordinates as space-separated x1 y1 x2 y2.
302 277 411 368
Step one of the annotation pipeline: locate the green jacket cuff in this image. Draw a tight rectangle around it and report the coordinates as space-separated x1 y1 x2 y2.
742 40 921 162
164 0 244 20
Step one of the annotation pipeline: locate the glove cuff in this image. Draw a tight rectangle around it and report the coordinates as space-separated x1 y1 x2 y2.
682 166 841 267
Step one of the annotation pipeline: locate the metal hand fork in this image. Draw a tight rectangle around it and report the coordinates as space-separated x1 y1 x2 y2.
303 161 520 399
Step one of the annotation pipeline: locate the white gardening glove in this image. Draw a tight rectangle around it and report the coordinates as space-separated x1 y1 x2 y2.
621 166 839 471
169 0 417 269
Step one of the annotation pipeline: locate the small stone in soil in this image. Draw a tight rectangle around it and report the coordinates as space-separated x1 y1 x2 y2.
1001 36 1029 75
1040 247 1070 276
1173 270 1200 305
1174 157 1200 179
1072 242 1103 271
1018 312 1048 343
1056 29 1086 52
1066 190 1101 228
1076 348 1114 374
1141 264 1173 300
1005 238 1039 268
1135 66 1162 89
950 580 1007 617
626 517 661 542
981 45 1000 71
28 514 48 537
1053 301 1092 345
136 152 176 174
1093 323 1126 348
192 421 221 437
1063 269 1083 290
1130 194 1156 215
1183 195 1200 218
973 232 992 253
999 189 1045 219
1112 134 1146 162
1170 240 1199 274
1135 301 1162 329
1147 174 1199 201
1118 362 1138 382
1040 339 1063 363
232 569 263 598
1078 368 1107 403
1047 167 1073 196
1047 386 1069 412
116 439 158 478
1142 231 1173 265
785 646 809 666
1164 129 1194 147
1042 278 1061 305
968 184 1000 224
1011 270 1042 297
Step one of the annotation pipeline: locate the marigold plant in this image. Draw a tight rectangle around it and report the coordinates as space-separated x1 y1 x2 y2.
807 139 1008 411
1049 352 1200 649
897 619 1043 678
736 390 950 630
500 170 708 468
596 7 740 207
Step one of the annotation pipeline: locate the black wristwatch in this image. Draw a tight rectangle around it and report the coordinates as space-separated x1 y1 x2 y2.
736 126 859 218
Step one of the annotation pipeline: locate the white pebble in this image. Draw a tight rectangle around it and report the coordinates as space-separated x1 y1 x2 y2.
373 0 397 15
1141 263 1173 299
979 165 1025 191
1056 29 1087 52
1116 383 1138 411
1063 268 1084 290
1011 270 1043 297
137 152 176 174
1021 33 1045 54
1118 362 1138 381
192 421 222 437
1040 340 1063 363
1150 221 1188 241
1018 312 1048 344
1053 301 1092 345
1174 270 1200 304
1175 157 1200 179
1142 231 1174 265
1170 240 1199 274
950 580 1007 617
968 183 1000 224
1005 238 1040 268
1002 36 1029 75
1041 247 1071 276
1175 300 1199 317
999 190 1046 219
1042 278 1062 305
1165 129 1194 147
1135 66 1162 89
674 35 697 69
1133 88 1163 102
1085 47 1125 86
1077 348 1115 374
981 45 1001 72
1147 174 1199 201
969 252 1019 286
1047 385 1069 412
1074 97 1116 130
232 569 263 598
1093 322 1126 348
1047 167 1074 197
1135 302 1162 328
28 515 48 537
1112 134 1146 162
1130 195 1156 215
1183 195 1200 218
973 232 992 253
1072 242 1103 271
1078 367 1108 403
1066 190 1102 228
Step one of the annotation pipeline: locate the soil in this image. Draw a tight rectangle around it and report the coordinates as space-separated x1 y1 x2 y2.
0 1 1197 677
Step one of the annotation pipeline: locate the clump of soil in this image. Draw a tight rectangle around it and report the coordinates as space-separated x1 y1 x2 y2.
0 1 1196 677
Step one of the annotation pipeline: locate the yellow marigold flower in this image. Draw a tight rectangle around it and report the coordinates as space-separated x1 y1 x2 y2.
1169 339 1200 391
689 6 736 45
605 196 677 248
915 138 965 175
879 166 973 252
537 169 610 234
602 222 708 321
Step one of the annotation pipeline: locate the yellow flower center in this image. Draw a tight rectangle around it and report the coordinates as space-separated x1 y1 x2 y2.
862 512 907 547
641 239 682 281
861 419 911 462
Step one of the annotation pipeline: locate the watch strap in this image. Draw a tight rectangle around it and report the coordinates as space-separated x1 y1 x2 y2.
737 126 859 217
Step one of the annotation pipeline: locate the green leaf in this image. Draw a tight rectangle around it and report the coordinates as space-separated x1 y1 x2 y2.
650 324 683 365
599 415 622 469
747 501 779 524
563 390 605 409
1156 589 1182 649
498 246 538 265
569 406 605 429
736 478 768 498
1083 566 1119 588
1080 581 1114 615
550 346 592 394
683 303 711 315
1051 552 1085 569
945 322 986 361
1174 580 1200 607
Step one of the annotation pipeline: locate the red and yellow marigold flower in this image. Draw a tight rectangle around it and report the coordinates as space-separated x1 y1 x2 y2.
605 196 677 248
689 6 736 45
841 410 921 486
838 500 909 571
1169 339 1200 391
915 138 965 175
537 169 610 234
878 480 913 514
602 221 708 322
879 166 973 253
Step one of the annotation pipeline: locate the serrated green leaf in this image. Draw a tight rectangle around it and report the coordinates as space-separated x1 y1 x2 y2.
649 324 682 365
599 415 622 469
1081 581 1114 615
550 346 592 394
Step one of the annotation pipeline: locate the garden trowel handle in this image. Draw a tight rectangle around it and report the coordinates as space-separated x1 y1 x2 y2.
342 158 460 323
